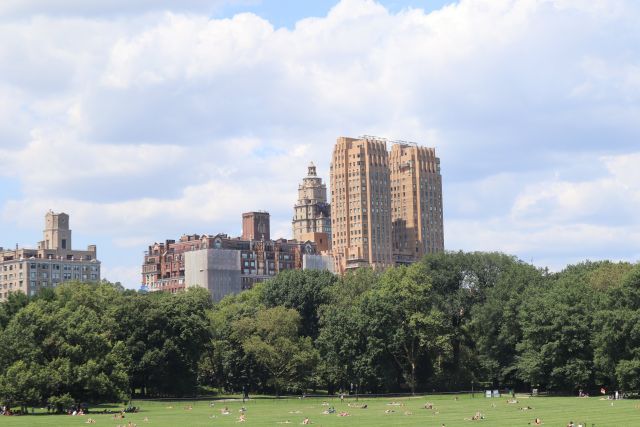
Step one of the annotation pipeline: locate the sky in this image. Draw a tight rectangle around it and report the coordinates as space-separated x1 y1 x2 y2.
1 0 639 288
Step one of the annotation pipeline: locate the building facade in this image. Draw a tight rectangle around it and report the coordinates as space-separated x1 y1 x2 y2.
292 162 331 252
142 234 202 294
242 211 270 241
330 136 444 272
390 143 444 264
142 212 333 299
0 211 100 301
330 136 393 272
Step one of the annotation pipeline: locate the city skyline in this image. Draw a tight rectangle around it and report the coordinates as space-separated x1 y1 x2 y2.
1 0 639 288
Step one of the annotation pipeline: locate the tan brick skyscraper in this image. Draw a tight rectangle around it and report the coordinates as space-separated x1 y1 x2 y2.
330 136 393 272
389 144 444 264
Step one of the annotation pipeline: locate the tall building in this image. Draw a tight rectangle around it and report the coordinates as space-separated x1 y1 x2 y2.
0 211 100 301
389 143 444 264
292 162 331 252
330 136 393 272
242 211 270 241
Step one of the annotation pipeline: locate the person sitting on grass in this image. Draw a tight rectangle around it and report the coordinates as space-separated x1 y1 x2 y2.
221 406 230 415
302 417 311 424
85 418 96 424
424 402 434 409
531 417 542 425
237 414 247 423
466 411 484 421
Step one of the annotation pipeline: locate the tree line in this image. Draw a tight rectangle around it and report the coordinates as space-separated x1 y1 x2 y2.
1 251 639 410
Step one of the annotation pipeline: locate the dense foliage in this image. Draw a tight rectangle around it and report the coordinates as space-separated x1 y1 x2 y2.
0 282 212 411
2 253 640 410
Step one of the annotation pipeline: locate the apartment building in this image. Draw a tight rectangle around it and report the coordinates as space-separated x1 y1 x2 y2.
330 136 444 272
0 211 100 301
142 212 333 300
330 136 393 272
390 143 444 264
292 162 331 252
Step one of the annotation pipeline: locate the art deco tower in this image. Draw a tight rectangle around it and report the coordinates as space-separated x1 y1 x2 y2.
389 143 444 263
292 162 331 251
330 136 393 272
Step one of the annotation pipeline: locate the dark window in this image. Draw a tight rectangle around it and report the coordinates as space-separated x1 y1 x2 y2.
61 239 67 249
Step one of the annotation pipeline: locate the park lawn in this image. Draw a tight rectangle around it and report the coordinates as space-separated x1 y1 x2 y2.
1 394 639 427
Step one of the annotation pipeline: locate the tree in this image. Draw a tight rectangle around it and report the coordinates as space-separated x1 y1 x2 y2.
516 273 594 391
241 306 318 395
204 285 267 392
261 270 336 339
420 251 522 388
111 287 213 396
0 282 131 408
592 265 640 390
364 263 451 394
0 291 29 330
471 262 544 387
316 268 386 393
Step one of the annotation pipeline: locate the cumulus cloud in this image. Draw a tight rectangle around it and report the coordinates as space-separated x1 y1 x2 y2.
1 0 639 286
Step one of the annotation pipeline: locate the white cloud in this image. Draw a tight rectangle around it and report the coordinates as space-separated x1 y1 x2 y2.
1 0 640 286
445 152 640 270
0 0 243 19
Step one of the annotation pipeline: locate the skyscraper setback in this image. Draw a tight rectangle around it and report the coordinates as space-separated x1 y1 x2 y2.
330 136 393 272
390 143 444 263
330 136 443 273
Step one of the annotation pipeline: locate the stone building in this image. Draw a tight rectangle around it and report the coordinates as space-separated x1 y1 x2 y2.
329 136 444 273
390 143 444 264
292 162 331 252
330 136 393 272
0 211 100 301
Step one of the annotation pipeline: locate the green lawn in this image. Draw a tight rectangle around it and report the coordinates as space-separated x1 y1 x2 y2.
2 394 638 426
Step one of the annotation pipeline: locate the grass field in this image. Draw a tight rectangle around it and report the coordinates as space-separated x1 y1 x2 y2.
1 394 638 426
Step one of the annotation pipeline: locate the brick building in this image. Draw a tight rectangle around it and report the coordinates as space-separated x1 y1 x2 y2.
142 212 332 300
330 136 444 273
390 143 444 264
330 136 393 272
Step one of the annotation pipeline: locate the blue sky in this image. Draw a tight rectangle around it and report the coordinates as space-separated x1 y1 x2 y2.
1 0 639 287
215 1 457 28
